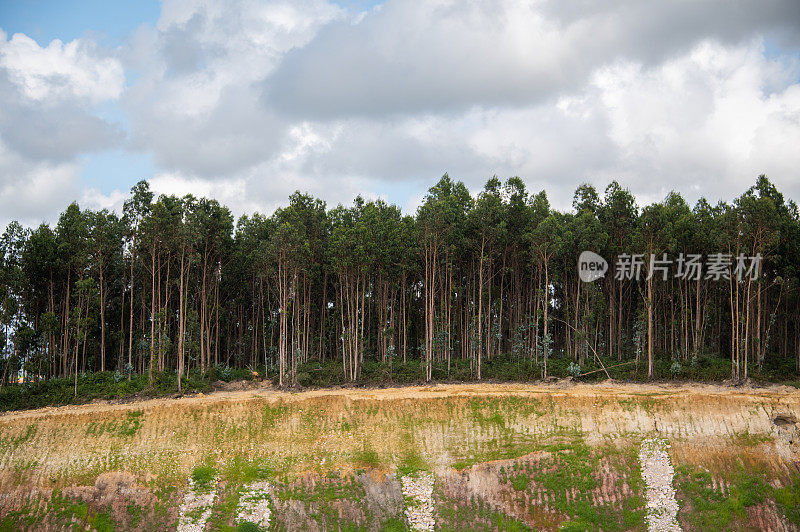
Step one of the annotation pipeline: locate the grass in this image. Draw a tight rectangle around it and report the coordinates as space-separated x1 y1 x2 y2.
353 448 382 469
0 423 37 452
1 350 796 414
191 465 217 492
676 463 800 529
86 410 144 437
0 490 120 531
397 450 428 476
510 474 529 491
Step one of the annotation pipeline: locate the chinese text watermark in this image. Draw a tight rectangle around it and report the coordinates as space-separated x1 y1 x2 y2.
579 252 762 282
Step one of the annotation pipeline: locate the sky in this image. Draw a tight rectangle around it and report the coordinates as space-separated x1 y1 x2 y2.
0 0 799 228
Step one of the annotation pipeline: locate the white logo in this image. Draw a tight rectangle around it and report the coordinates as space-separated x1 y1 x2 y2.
579 251 608 282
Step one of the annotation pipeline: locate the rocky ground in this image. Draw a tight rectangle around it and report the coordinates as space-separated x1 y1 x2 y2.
401 472 435 531
177 475 217 532
639 438 681 532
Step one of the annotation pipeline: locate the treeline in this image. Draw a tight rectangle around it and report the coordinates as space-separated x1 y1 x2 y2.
0 174 798 389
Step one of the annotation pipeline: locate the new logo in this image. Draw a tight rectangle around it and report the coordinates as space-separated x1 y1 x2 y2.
578 251 608 282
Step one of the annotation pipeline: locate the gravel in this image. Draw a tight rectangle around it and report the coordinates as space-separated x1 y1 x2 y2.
401 472 435 531
639 438 682 532
236 481 273 529
177 476 217 532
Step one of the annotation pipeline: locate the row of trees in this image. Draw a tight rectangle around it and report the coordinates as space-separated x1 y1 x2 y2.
1 174 798 387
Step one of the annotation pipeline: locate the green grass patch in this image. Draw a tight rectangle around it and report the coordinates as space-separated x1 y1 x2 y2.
675 464 778 529
510 473 530 491
191 465 217 492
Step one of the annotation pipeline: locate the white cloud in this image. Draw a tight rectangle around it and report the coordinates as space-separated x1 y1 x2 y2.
0 30 125 227
585 39 800 204
122 0 344 177
80 187 128 214
0 30 124 104
266 0 800 117
128 25 800 215
0 138 81 227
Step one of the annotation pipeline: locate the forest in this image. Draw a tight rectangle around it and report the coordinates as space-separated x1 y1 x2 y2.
0 174 798 397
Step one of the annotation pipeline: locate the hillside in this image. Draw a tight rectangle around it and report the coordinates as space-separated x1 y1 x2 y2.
0 382 798 530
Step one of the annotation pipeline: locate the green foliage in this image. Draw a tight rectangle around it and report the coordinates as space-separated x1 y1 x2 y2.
510 474 529 491
673 465 794 529
85 410 143 437
0 370 213 412
191 465 217 492
397 450 428 477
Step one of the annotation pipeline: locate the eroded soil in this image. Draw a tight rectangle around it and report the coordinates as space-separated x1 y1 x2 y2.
0 382 798 530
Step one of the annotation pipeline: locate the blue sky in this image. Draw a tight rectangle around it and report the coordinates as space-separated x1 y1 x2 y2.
0 0 799 227
0 0 160 46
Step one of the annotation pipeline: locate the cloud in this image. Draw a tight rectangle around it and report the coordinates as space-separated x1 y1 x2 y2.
0 140 81 227
0 31 124 103
584 39 800 205
265 0 800 118
122 29 800 217
122 0 343 177
0 30 125 227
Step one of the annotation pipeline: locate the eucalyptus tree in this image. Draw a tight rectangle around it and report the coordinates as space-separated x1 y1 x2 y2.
329 201 363 381
173 195 199 391
270 200 309 386
0 222 27 384
282 192 327 365
189 198 234 372
468 178 504 378
598 182 637 359
417 175 472 381
502 177 533 359
667 194 700 360
736 176 782 375
87 209 124 372
122 180 152 376
397 214 418 363
233 212 273 369
361 199 404 363
634 201 675 378
526 204 561 377
56 203 90 379
563 187 608 364
20 224 58 376
691 198 725 357
1 172 799 388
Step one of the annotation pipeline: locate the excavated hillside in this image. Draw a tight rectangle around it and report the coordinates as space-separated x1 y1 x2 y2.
0 382 798 531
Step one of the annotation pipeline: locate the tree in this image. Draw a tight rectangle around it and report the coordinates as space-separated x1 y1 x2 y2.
122 181 152 377
634 202 675 378
527 205 561 378
417 175 471 382
0 173 798 391
88 210 123 372
468 177 504 379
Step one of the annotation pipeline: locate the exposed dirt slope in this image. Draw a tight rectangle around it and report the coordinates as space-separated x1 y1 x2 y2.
0 382 798 530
